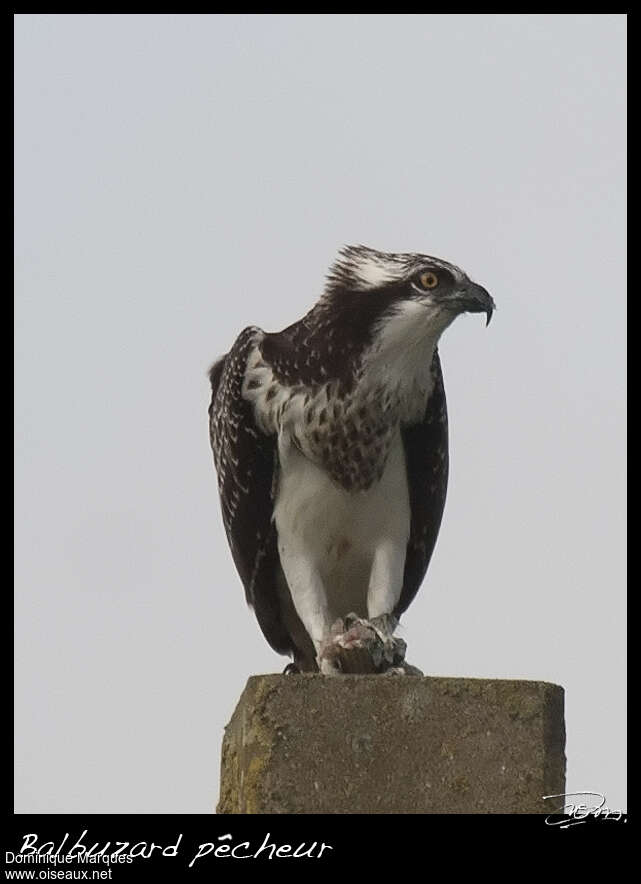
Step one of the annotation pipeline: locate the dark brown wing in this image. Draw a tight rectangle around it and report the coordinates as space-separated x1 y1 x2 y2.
208 327 293 656
395 350 449 618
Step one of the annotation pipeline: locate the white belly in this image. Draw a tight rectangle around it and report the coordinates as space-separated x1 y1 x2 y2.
274 431 411 623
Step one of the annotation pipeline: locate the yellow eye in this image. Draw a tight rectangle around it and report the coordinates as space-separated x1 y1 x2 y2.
419 271 439 290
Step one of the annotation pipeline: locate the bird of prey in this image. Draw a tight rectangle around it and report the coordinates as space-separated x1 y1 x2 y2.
208 245 494 674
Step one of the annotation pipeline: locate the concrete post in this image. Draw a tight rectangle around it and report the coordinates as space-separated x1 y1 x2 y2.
218 674 565 814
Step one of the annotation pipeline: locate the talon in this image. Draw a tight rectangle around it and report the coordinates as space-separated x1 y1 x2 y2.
384 662 424 676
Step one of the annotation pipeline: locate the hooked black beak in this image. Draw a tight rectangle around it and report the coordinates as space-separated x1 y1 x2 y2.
457 281 495 326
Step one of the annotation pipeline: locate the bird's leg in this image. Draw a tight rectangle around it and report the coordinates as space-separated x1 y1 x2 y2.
317 538 410 674
364 541 411 669
368 613 406 666
367 540 405 620
284 543 418 675
278 545 336 672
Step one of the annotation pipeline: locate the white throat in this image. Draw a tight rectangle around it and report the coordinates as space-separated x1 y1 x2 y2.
360 300 452 421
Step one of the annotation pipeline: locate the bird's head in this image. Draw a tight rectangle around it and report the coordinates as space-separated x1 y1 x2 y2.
323 245 494 352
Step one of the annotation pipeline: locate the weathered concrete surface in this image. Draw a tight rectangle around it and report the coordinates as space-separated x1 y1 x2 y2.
217 674 565 814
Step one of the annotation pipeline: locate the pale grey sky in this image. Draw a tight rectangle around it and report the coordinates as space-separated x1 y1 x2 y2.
14 13 626 813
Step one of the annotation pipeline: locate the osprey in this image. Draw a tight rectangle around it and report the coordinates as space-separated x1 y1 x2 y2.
208 245 494 674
